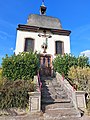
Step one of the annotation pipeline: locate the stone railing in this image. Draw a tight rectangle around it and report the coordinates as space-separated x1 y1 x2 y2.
56 72 86 112
28 74 42 112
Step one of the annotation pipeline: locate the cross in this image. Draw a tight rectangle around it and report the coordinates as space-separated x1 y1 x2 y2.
38 32 52 46
42 0 45 5
38 31 52 53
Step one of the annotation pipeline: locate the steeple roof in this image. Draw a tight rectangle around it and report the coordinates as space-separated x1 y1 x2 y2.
17 1 71 36
27 14 62 30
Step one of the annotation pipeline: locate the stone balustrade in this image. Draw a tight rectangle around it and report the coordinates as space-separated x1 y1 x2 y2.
56 72 86 112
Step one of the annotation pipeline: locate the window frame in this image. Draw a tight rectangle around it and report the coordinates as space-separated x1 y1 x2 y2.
24 38 35 52
55 41 64 55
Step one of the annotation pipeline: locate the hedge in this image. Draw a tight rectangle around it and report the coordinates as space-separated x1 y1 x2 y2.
53 54 90 77
2 51 39 81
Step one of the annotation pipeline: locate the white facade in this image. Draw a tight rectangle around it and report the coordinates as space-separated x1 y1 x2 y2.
15 30 70 58
15 3 71 76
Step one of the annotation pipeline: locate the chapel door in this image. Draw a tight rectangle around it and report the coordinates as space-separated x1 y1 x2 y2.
40 55 51 76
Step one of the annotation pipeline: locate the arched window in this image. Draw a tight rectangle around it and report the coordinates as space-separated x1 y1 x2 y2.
55 41 64 55
24 38 34 52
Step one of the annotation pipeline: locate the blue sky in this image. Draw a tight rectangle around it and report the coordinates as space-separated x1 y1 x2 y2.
0 0 90 66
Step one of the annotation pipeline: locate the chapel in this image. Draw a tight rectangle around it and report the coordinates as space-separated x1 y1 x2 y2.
15 1 71 76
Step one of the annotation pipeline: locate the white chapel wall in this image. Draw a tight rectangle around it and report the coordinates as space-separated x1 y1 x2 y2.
15 30 70 58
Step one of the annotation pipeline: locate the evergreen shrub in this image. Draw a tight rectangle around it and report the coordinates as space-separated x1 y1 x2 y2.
53 54 77 77
2 51 39 80
53 54 89 77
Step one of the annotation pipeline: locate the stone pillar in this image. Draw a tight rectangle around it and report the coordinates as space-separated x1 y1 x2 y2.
75 91 86 111
28 92 41 112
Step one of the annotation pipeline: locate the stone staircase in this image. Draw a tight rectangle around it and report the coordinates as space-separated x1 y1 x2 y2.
41 77 81 120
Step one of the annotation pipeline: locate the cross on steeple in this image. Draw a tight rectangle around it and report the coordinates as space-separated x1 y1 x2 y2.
42 0 44 5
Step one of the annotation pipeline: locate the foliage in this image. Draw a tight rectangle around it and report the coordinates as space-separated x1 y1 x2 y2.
87 99 90 112
0 51 38 109
68 66 90 91
53 54 77 76
0 68 2 80
2 51 39 80
0 68 4 87
77 55 90 68
53 54 90 77
0 80 35 109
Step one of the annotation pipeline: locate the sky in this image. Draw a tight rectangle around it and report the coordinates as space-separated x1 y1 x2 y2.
0 0 90 66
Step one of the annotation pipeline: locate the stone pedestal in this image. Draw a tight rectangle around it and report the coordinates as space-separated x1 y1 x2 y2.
28 92 41 112
75 91 86 111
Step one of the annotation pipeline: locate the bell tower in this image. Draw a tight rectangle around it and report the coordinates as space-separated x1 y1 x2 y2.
40 0 47 15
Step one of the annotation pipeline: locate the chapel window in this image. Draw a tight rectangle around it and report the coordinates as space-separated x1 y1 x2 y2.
55 41 64 55
24 38 34 52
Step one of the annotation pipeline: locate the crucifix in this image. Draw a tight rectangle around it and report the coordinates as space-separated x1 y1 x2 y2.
38 30 52 53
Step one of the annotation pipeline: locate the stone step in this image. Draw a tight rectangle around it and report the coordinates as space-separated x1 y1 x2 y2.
42 95 56 99
56 95 68 99
41 77 81 119
42 102 74 109
43 108 81 119
42 92 68 99
42 88 68 97
42 98 71 104
44 117 80 120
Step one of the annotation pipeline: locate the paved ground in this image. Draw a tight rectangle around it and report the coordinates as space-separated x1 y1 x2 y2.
0 114 90 120
80 115 90 120
0 112 44 120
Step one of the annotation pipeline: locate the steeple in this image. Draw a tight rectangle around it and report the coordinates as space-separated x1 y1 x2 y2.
40 0 47 15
